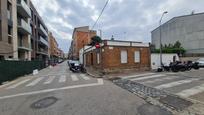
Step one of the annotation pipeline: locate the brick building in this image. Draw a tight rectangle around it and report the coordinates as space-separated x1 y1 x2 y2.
83 40 151 73
69 26 96 60
48 32 59 64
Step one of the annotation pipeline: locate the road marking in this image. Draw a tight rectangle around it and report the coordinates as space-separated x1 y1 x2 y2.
44 76 55 84
6 79 31 89
176 83 204 97
71 74 79 81
0 79 104 100
142 76 179 84
0 80 17 89
59 75 66 83
26 77 44 87
154 78 199 89
80 74 90 80
122 73 155 79
130 74 165 81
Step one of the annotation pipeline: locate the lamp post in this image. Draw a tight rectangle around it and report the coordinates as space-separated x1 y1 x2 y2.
159 11 168 68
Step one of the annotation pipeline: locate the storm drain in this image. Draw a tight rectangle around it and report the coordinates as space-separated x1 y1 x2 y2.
113 79 193 111
31 97 58 109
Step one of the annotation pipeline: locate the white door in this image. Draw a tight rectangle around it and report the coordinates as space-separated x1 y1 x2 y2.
121 50 127 63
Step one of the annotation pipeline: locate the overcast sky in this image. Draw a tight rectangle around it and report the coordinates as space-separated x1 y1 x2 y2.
31 0 204 53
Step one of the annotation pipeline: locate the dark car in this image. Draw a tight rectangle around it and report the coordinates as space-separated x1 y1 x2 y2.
69 60 86 73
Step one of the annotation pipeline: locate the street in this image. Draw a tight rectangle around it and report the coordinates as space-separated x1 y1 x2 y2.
119 69 204 104
0 62 172 115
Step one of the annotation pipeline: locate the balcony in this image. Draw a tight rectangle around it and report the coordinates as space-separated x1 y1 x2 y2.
18 44 31 51
39 36 48 46
17 0 31 18
18 19 31 34
38 48 48 55
38 24 48 37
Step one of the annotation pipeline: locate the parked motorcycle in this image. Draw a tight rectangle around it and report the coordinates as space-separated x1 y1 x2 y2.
169 61 199 72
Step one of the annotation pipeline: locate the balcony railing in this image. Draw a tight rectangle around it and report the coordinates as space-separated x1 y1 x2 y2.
39 36 48 46
38 48 48 55
39 24 48 36
18 19 31 34
17 0 31 18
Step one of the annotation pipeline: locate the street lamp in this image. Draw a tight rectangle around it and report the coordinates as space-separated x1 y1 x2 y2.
159 11 168 69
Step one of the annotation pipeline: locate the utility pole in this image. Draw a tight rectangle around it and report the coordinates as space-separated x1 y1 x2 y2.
159 11 168 69
99 29 103 70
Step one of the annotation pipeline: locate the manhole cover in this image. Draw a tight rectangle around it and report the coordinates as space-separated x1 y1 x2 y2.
31 97 58 109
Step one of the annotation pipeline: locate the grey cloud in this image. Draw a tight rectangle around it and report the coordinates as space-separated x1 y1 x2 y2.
32 0 204 52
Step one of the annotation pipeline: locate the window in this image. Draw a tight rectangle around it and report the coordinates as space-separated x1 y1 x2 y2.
134 51 140 63
7 2 12 20
8 26 12 44
121 50 127 63
97 53 100 64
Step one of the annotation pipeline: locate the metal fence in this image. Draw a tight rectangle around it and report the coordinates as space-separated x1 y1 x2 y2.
0 60 45 84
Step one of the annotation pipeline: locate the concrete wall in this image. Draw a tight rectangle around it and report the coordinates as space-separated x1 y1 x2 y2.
151 53 179 69
152 13 204 55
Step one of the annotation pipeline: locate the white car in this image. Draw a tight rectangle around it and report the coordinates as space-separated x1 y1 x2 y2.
196 58 204 67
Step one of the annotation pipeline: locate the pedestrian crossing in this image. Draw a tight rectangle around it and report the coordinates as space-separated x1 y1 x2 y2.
122 72 204 98
3 74 91 90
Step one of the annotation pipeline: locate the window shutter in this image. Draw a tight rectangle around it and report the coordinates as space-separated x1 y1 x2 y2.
121 50 127 63
134 51 140 63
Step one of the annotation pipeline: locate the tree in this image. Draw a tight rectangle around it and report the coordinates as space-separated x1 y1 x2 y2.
173 41 181 48
89 36 102 46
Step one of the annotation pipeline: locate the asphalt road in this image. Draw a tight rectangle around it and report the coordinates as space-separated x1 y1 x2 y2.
119 68 204 104
0 62 172 115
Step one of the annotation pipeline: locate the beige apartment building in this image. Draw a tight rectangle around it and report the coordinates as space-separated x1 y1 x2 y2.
0 0 37 61
0 0 17 60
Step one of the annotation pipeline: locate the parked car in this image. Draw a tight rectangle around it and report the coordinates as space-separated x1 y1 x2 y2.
69 60 86 73
196 58 204 67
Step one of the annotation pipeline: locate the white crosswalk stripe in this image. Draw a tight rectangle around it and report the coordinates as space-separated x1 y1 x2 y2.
59 75 66 83
154 78 199 89
130 74 165 81
44 76 56 84
26 77 44 87
7 79 31 89
176 83 204 97
122 73 155 79
80 74 90 80
141 76 179 84
71 74 79 81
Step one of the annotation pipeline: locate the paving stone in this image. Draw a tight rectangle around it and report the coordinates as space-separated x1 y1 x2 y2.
113 79 193 111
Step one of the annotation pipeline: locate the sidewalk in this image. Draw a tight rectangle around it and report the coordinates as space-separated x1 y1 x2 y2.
86 67 152 80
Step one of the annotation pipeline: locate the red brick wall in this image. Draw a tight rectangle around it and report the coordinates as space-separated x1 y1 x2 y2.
74 31 96 59
85 46 151 72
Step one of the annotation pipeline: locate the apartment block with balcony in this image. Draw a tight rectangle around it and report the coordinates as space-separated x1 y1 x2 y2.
30 2 48 65
0 0 17 60
17 0 31 60
69 26 97 60
48 32 59 64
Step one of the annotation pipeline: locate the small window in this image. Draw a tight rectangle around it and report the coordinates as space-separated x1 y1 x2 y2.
134 51 140 63
97 53 100 64
121 50 127 63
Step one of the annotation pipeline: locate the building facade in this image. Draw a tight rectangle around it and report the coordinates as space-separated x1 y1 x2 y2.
0 0 16 60
83 40 151 73
17 0 32 60
0 0 50 62
69 26 96 60
49 32 59 64
30 2 48 63
152 12 204 56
